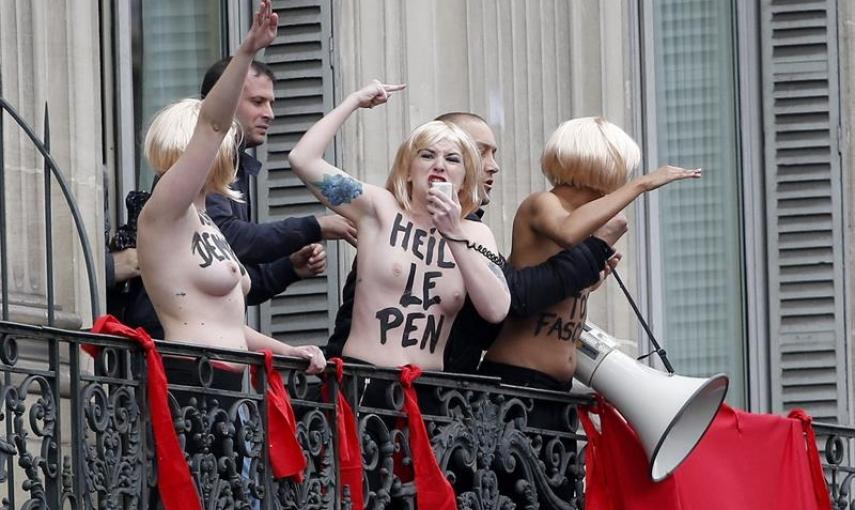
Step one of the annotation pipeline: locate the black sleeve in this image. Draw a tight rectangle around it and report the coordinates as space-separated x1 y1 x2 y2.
105 248 116 290
104 194 116 289
244 257 301 306
504 237 613 318
206 193 322 264
325 259 357 358
443 298 500 374
105 248 128 319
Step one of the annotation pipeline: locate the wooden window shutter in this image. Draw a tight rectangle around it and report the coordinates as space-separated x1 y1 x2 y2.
256 0 338 346
760 0 848 422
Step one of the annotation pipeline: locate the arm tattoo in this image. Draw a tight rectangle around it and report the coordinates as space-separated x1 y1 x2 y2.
488 261 511 296
198 211 215 227
314 174 363 206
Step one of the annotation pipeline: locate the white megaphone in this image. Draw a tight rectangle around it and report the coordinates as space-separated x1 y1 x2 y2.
576 322 728 481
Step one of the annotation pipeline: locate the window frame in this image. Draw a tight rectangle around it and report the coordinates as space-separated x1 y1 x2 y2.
112 0 232 218
633 0 757 408
733 0 770 412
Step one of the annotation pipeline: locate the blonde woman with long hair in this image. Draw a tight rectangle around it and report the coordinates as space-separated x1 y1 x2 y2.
289 82 511 371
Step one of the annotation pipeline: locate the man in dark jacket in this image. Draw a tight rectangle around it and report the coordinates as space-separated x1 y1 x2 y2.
116 58 355 338
326 112 625 372
200 58 355 302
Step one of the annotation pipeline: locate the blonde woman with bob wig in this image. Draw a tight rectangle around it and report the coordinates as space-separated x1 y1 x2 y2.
289 81 511 371
136 0 325 374
481 116 701 388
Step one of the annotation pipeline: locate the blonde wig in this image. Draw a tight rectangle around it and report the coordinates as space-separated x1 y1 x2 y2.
541 117 641 194
385 120 482 217
143 98 242 200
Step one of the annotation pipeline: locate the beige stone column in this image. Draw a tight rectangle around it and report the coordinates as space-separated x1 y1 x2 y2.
0 0 104 330
1 3 104 504
333 0 637 348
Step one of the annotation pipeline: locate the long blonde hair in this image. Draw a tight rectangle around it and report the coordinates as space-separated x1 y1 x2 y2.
143 98 242 200
385 120 482 216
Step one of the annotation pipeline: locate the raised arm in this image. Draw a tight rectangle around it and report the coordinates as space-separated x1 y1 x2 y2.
288 81 405 223
144 2 278 220
530 165 701 247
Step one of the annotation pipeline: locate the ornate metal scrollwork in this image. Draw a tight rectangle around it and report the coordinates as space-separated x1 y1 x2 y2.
2 322 849 510
272 406 335 509
818 431 855 510
427 389 580 510
80 380 144 509
173 394 264 510
1 374 58 510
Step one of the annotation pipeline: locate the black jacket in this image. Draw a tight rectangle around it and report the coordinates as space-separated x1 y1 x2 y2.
206 152 321 304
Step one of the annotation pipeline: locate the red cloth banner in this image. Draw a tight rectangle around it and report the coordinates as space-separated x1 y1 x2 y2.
324 358 365 510
90 315 202 510
250 349 306 481
579 398 832 510
399 365 457 510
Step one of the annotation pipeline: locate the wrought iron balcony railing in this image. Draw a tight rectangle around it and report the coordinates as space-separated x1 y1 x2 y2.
0 321 590 509
815 422 855 509
3 320 854 509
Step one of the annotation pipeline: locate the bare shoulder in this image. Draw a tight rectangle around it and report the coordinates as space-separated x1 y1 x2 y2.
460 218 491 236
526 191 562 214
508 191 552 225
523 190 570 226
370 185 402 210
460 218 498 248
138 198 194 231
362 188 408 230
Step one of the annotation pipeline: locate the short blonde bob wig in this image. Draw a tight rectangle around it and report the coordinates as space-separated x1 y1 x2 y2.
541 116 641 194
143 98 242 200
385 120 482 217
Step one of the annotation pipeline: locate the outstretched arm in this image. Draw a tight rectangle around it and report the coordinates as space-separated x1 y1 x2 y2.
288 80 406 224
531 165 701 247
145 2 278 221
244 326 326 374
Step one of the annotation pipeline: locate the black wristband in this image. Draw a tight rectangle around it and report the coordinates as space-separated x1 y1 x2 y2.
585 236 614 261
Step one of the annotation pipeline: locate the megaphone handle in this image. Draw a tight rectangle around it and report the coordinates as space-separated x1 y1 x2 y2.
610 269 675 375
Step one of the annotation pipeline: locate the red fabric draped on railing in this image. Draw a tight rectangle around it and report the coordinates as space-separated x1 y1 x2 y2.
251 349 306 481
90 315 202 510
579 398 832 510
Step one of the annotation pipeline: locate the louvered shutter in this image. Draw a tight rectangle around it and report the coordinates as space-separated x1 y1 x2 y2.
256 0 338 345
760 0 847 423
